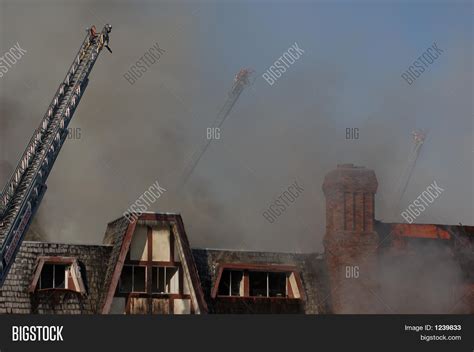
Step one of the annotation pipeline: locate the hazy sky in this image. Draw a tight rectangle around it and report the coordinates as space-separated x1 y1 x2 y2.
0 0 472 252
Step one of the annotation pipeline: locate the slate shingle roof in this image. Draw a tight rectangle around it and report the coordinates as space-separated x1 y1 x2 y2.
99 217 131 312
0 241 111 314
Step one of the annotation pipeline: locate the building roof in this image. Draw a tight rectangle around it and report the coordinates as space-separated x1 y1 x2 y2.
0 212 472 314
0 241 111 314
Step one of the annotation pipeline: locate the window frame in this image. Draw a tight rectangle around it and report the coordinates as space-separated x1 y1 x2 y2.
117 224 184 297
212 263 305 301
28 256 86 295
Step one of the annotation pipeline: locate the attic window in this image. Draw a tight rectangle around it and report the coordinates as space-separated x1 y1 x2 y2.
29 257 86 295
212 264 304 300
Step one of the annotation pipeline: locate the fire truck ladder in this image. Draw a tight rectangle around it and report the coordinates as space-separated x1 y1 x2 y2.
178 68 254 187
0 25 111 286
393 129 427 215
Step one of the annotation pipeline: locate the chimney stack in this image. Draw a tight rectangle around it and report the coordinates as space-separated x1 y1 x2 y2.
322 164 379 313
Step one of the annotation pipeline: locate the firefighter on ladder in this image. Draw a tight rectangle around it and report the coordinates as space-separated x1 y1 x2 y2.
81 24 112 59
80 25 97 60
90 25 97 38
100 24 112 53
87 25 98 46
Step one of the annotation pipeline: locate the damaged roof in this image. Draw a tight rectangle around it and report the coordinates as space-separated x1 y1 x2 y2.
1 212 472 315
192 248 330 314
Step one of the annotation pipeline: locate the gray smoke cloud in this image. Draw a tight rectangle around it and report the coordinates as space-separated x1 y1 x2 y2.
377 240 470 313
0 0 471 259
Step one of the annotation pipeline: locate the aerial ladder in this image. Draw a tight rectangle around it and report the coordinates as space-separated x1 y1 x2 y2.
0 25 112 286
393 129 427 215
178 68 254 187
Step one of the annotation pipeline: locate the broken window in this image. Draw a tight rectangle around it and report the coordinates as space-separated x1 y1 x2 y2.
249 271 289 297
249 271 268 297
217 270 244 296
213 265 303 300
119 265 146 293
269 272 287 297
151 266 178 294
134 266 146 292
152 267 165 293
29 257 87 294
120 266 133 292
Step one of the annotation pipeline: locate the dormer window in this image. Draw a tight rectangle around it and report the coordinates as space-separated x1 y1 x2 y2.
29 257 86 295
212 264 304 300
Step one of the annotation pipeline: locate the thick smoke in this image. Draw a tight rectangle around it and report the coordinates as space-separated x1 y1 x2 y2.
377 240 469 313
0 1 471 259
0 0 471 315
333 239 471 314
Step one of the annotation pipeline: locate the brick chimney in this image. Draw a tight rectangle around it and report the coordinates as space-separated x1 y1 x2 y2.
322 164 379 313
